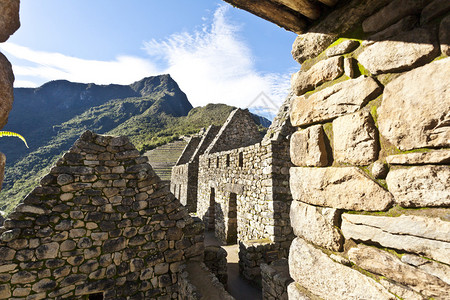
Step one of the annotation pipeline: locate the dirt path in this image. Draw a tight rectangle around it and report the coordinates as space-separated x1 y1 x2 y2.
205 231 262 300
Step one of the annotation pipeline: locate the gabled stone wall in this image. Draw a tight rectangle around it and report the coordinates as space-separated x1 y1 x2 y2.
0 131 204 299
286 1 450 299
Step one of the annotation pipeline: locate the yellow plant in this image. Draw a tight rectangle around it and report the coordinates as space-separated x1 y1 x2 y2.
0 131 29 148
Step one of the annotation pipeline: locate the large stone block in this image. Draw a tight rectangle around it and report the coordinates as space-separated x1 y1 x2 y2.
0 52 14 129
289 238 396 300
290 76 381 127
286 282 314 300
358 28 438 75
333 111 378 165
290 201 342 251
378 58 450 151
440 15 450 56
290 167 393 211
401 253 450 285
362 0 428 33
386 165 450 207
421 0 450 24
348 244 450 298
0 0 20 42
290 125 328 167
341 214 450 264
292 56 343 95
386 150 450 165
292 32 336 64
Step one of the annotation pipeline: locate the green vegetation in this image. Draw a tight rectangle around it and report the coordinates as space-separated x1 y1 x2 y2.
0 76 269 214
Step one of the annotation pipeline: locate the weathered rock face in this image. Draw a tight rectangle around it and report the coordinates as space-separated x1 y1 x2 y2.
362 0 428 33
290 76 382 127
421 0 450 24
401 253 450 285
291 56 343 95
358 28 438 75
386 165 450 207
0 131 205 299
332 111 378 165
341 214 450 264
289 201 342 251
0 52 14 129
386 150 450 165
289 238 396 300
0 0 20 43
378 58 450 151
348 244 450 298
369 15 418 41
440 15 450 55
290 167 393 211
291 32 336 64
290 125 328 167
326 40 360 57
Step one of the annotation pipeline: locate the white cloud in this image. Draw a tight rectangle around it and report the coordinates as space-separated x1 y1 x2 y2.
0 5 291 116
144 5 291 111
0 43 160 86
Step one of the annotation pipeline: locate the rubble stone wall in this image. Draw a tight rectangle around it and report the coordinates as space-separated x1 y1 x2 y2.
0 131 205 299
287 1 450 299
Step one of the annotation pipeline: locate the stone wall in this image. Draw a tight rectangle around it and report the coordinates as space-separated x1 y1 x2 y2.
0 131 205 299
204 245 228 286
196 99 295 284
261 259 292 300
171 126 220 213
287 1 450 299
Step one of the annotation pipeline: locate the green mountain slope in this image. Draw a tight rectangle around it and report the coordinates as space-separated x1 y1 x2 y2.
0 77 270 213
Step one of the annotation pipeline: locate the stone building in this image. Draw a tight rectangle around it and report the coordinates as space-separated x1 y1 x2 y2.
173 101 296 283
222 0 450 299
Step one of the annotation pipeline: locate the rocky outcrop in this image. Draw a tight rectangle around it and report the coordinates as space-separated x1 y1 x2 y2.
289 238 396 300
341 214 450 264
290 76 382 127
0 0 20 43
378 58 450 151
332 111 378 165
290 167 393 211
386 165 450 207
0 52 14 129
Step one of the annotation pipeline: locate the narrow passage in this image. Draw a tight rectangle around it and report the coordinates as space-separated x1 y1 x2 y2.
205 231 262 300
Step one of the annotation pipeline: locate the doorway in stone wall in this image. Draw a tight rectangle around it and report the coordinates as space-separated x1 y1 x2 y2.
208 187 216 231
227 192 238 244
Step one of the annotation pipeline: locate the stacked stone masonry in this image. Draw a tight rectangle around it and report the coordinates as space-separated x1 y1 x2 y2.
286 0 450 299
0 131 205 299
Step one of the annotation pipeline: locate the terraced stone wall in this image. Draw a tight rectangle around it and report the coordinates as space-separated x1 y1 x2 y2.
287 1 450 299
0 131 204 299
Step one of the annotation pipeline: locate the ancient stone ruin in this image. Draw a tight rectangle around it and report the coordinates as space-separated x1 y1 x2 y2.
0 0 449 299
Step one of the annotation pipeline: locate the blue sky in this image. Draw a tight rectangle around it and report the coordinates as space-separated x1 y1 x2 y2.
0 0 298 115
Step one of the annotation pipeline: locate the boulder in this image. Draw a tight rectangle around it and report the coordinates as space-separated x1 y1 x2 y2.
386 150 450 165
292 32 336 64
290 201 343 251
358 28 438 75
286 282 314 300
362 0 428 33
0 52 14 129
326 40 360 57
386 165 450 207
348 244 450 298
290 76 381 127
341 214 450 264
332 111 378 165
290 167 393 211
289 238 396 300
378 58 450 150
290 125 328 167
0 0 20 42
292 56 343 95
